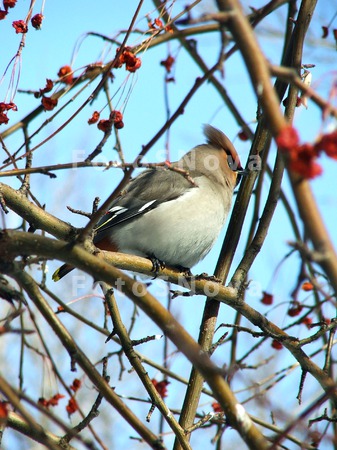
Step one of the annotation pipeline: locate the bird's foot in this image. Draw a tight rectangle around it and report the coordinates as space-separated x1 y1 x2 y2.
149 255 166 278
173 266 193 278
194 272 221 282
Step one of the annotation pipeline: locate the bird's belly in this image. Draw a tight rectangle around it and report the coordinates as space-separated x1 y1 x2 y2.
112 188 229 268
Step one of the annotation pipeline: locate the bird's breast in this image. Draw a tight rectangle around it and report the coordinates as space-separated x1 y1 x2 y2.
110 179 233 268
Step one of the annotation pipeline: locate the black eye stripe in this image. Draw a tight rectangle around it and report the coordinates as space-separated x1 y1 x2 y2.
227 154 242 172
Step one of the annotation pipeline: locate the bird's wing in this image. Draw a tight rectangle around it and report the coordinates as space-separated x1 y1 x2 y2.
93 167 195 243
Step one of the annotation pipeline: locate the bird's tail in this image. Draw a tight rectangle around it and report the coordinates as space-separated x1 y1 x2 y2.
52 263 74 281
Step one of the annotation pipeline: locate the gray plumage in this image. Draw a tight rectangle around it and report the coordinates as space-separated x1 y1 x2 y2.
53 125 242 280
94 124 241 268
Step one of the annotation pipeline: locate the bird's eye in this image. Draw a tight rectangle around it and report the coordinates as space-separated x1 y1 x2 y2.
227 154 240 171
226 154 244 186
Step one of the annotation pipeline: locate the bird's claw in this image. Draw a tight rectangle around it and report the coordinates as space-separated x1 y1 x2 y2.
194 273 221 282
149 255 166 278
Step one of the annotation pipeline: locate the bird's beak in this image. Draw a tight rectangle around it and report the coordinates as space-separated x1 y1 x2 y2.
236 168 249 176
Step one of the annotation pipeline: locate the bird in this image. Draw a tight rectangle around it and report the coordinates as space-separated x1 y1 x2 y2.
52 125 242 281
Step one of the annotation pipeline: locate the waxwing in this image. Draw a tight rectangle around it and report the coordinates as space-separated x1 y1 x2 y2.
53 125 242 281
